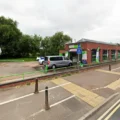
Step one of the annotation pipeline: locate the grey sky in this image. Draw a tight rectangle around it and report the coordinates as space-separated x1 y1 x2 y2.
0 0 119 43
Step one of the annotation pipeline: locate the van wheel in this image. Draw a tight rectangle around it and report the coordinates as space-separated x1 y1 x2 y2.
52 65 56 69
69 63 72 66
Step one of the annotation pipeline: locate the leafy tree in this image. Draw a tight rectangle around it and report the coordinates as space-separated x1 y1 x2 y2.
18 34 42 57
0 16 22 57
41 37 51 56
49 32 72 55
0 16 72 58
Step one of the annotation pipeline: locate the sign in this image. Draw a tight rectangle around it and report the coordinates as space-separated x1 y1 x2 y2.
82 51 87 60
82 51 87 64
77 44 82 54
77 48 82 54
69 49 77 52
69 45 78 49
65 52 68 57
96 47 100 63
69 45 74 48
107 50 108 58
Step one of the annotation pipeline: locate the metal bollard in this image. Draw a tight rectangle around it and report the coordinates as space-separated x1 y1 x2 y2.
34 78 39 94
109 64 111 71
45 86 50 110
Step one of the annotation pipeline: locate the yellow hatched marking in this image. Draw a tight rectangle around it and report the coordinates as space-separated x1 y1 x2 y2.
52 78 104 107
96 69 120 75
52 78 68 84
106 79 120 90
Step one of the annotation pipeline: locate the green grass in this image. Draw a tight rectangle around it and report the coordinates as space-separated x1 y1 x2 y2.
0 57 36 62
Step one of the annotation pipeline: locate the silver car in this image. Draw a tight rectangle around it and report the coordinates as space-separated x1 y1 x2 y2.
43 56 72 69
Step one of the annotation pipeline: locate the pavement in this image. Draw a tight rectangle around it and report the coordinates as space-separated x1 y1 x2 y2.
1 63 120 119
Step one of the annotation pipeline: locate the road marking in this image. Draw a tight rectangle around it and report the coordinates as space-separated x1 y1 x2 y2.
97 99 120 120
52 78 104 107
96 69 120 75
50 95 75 107
27 95 75 119
106 78 120 90
0 82 70 106
0 93 34 106
104 104 120 120
112 66 120 71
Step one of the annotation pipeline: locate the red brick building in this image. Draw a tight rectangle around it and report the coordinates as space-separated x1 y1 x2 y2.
59 38 120 64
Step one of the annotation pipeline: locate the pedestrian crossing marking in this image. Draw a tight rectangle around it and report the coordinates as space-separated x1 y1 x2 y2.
52 78 105 107
106 78 120 90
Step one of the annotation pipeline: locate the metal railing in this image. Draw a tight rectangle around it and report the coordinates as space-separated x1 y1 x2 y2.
0 59 119 85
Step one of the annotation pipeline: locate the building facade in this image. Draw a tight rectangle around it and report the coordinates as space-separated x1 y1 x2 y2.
59 38 120 64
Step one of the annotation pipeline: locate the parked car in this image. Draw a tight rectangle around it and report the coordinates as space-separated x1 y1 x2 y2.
43 56 72 69
38 57 45 64
36 56 40 61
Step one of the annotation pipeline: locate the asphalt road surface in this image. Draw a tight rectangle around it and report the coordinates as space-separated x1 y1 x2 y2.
109 107 120 120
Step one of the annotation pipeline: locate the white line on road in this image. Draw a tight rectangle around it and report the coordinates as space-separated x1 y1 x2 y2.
27 95 75 119
0 82 70 106
97 99 120 120
50 95 75 107
112 67 120 71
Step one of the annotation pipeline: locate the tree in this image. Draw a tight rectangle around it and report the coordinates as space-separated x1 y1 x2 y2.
41 37 51 56
18 34 42 57
0 16 22 57
0 16 73 58
49 32 72 55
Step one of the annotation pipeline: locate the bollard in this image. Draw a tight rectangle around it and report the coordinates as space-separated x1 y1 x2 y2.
45 86 50 110
109 64 111 71
34 78 39 94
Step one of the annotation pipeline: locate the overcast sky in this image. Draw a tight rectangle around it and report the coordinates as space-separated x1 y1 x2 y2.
0 0 120 43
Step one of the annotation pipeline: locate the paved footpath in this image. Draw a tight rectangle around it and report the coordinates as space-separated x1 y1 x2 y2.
1 63 120 120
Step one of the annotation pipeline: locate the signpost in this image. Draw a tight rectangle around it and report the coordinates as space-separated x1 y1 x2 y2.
77 44 82 61
77 44 82 69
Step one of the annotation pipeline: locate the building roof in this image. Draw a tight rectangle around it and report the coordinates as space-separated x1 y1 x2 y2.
76 38 117 46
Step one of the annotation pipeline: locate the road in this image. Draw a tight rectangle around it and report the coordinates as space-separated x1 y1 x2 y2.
97 100 120 120
1 63 120 120
108 106 120 120
106 105 120 120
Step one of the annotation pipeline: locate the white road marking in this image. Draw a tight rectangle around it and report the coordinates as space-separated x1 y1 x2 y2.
97 99 120 120
92 86 106 91
112 67 120 71
27 95 75 119
50 95 75 107
0 93 34 106
0 82 70 106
